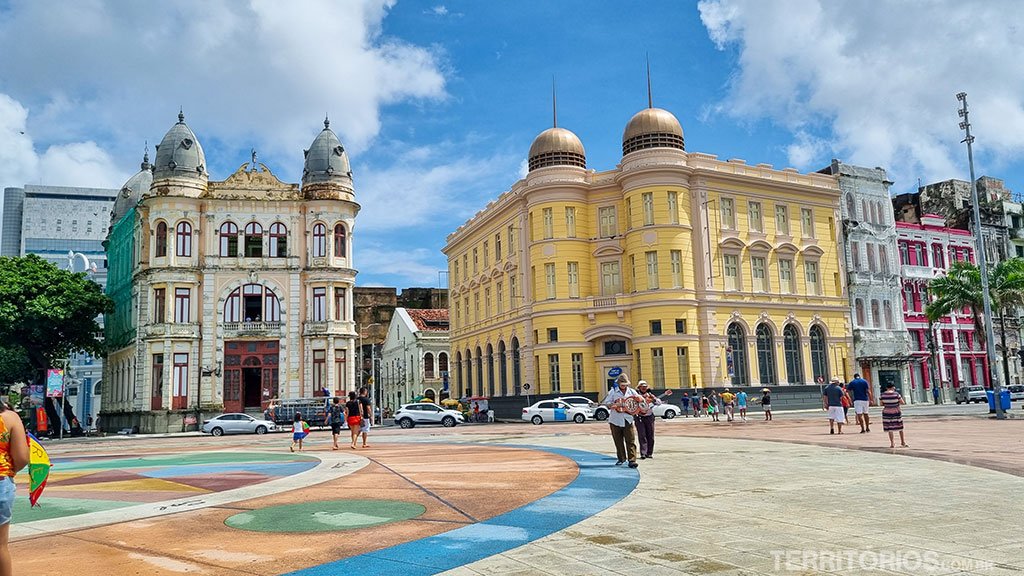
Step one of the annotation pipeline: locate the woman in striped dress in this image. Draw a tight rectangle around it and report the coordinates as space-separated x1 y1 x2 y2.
880 383 908 448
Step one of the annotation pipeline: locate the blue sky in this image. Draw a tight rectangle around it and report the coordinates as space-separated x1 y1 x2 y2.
1 0 1023 287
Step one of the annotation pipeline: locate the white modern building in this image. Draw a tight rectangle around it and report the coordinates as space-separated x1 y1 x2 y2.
380 308 450 411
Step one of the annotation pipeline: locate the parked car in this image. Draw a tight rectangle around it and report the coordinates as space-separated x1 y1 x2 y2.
955 385 987 404
202 413 277 436
554 396 598 419
651 402 681 419
522 400 588 425
1007 385 1024 402
393 403 464 429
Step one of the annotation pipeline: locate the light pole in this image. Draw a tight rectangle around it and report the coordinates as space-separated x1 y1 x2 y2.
358 322 382 423
957 92 1004 419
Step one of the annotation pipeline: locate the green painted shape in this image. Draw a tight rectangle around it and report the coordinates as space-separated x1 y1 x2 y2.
61 452 316 472
225 500 425 533
12 496 132 523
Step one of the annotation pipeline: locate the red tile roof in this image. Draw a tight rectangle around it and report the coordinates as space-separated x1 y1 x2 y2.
406 308 449 332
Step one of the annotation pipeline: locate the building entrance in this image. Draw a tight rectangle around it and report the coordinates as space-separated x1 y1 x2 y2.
224 340 280 413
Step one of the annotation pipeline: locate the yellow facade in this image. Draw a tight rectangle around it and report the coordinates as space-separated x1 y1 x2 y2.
444 113 852 397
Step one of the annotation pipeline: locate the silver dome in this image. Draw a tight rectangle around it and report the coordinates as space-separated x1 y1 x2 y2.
111 151 153 225
302 118 352 188
153 111 207 180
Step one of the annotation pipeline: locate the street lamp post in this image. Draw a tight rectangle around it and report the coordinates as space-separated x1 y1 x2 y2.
957 92 1004 419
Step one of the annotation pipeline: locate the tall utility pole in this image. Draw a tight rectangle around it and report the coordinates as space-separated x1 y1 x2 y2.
957 91 1004 419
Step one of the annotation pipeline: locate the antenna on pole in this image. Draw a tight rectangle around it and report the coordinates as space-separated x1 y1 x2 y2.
552 76 558 128
646 53 653 109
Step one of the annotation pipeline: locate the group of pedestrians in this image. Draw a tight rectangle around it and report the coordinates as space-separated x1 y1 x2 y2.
679 388 770 421
290 387 374 452
823 374 907 448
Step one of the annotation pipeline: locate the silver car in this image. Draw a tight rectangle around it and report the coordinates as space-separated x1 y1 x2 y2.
393 403 464 429
202 413 277 436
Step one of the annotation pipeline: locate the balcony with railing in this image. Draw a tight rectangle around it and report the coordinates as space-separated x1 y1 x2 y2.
223 321 284 337
142 323 200 339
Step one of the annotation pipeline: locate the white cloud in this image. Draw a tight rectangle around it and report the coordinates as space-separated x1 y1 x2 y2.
0 0 447 186
698 0 1024 189
355 141 519 232
428 5 449 16
357 246 445 285
0 94 38 188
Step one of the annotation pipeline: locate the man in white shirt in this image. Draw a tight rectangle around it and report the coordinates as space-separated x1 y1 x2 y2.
600 374 642 468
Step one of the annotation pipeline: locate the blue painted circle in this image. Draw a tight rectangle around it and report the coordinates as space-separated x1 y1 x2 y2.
608 366 623 377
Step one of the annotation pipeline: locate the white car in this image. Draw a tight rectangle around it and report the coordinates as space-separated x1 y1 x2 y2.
202 413 277 436
1007 385 1024 402
651 402 681 419
554 396 599 419
394 403 465 429
522 400 588 425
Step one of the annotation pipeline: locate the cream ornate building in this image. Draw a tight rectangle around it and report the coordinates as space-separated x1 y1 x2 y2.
102 114 359 433
444 105 853 397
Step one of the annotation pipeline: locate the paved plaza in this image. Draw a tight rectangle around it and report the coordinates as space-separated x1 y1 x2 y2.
12 404 1024 575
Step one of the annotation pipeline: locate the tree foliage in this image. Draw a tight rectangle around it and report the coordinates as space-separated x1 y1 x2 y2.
926 258 1024 349
0 255 113 382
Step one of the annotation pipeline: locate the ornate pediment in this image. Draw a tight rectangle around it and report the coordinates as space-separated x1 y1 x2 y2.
208 163 302 200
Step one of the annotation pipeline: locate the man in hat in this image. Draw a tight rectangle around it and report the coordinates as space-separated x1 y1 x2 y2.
823 377 846 434
600 374 642 468
634 380 660 459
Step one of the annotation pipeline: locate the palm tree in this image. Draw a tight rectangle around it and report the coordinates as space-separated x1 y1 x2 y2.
926 258 1024 389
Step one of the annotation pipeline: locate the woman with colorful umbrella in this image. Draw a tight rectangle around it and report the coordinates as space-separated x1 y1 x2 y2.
0 401 30 575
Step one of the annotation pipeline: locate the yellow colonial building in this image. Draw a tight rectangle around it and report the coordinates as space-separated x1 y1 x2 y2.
443 105 852 398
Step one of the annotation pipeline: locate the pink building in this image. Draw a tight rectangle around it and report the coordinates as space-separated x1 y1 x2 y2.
897 213 989 397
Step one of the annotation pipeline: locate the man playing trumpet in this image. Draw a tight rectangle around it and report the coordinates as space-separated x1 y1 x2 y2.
600 373 643 468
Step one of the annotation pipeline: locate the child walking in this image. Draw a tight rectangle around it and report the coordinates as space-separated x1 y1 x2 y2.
290 412 309 452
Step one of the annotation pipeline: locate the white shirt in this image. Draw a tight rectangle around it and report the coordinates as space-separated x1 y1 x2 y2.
601 386 643 427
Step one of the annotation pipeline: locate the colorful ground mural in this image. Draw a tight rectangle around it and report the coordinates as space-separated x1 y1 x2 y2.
17 451 318 524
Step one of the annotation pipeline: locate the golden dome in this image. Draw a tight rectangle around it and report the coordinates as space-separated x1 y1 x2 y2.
528 127 586 171
622 107 685 155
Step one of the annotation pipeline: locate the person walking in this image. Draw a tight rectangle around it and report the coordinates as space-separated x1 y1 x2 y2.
721 388 736 422
737 389 748 422
0 400 28 576
326 397 344 450
823 377 846 434
761 388 772 421
846 373 873 433
880 382 908 448
600 374 642 468
681 392 691 417
290 412 309 452
358 387 373 448
840 384 852 424
344 392 363 450
634 380 659 459
709 391 722 422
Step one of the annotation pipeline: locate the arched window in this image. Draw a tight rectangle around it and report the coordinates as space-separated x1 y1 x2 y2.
486 344 495 397
511 337 522 394
244 222 263 257
809 325 829 382
334 223 347 258
175 221 192 257
312 223 327 258
846 194 856 219
223 284 280 323
855 299 865 326
783 324 804 384
727 323 749 386
269 222 288 258
438 352 448 375
454 352 462 396
861 200 869 223
871 299 881 328
498 341 508 396
475 346 484 397
756 324 777 385
155 221 168 257
424 352 435 379
219 222 238 257
465 348 474 397
883 300 894 329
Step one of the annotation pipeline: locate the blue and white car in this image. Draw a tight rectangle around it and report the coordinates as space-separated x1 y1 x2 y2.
522 400 588 425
